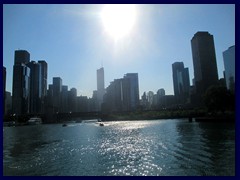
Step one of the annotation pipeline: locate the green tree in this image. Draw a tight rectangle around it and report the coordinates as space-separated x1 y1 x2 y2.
203 85 235 113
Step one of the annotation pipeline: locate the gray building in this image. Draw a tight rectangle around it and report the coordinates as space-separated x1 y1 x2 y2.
123 73 139 110
191 32 218 96
223 45 235 91
102 73 139 112
12 50 31 115
97 67 105 111
172 62 190 104
68 88 77 112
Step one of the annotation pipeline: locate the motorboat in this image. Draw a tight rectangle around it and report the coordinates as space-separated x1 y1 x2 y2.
62 124 67 127
99 123 104 126
27 117 42 125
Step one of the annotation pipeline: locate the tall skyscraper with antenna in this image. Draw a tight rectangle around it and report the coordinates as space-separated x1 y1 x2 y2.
97 67 105 111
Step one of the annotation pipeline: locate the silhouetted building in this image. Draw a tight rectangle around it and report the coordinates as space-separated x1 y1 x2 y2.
156 88 165 108
102 73 139 112
52 77 62 112
27 61 41 114
77 96 89 112
223 45 235 92
159 95 176 109
14 50 30 65
172 62 190 104
140 92 148 110
124 73 139 110
3 66 6 116
38 60 48 113
157 88 165 97
12 50 30 115
5 91 12 115
97 67 105 111
47 84 54 109
68 88 77 112
191 32 219 97
147 91 154 109
61 85 68 113
89 90 98 111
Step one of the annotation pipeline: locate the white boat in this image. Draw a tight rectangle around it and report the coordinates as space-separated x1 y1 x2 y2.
28 117 42 125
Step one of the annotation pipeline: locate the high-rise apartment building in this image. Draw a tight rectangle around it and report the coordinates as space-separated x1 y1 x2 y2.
38 60 48 113
223 45 235 91
172 62 190 104
191 32 219 95
102 73 139 112
12 50 31 115
123 73 139 110
27 61 41 114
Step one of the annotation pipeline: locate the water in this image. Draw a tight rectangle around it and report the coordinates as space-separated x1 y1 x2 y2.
3 119 235 176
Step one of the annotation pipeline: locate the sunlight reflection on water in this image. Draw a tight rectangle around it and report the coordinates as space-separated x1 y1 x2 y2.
3 119 235 176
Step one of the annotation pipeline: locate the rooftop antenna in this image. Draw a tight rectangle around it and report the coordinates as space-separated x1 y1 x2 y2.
101 59 103 68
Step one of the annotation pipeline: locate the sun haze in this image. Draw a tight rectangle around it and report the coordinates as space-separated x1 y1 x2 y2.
100 4 137 41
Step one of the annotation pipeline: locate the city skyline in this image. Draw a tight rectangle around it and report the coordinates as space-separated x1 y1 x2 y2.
3 4 235 97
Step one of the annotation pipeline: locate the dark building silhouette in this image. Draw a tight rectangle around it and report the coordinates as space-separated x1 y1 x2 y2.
191 32 219 97
124 73 139 110
140 92 148 110
12 50 30 115
77 96 89 112
14 50 30 65
172 62 190 104
223 45 235 92
89 90 98 112
26 60 48 114
68 88 77 112
102 73 139 112
156 88 166 108
52 77 62 112
61 85 68 113
97 67 105 111
27 61 41 114
38 60 48 113
5 91 12 115
3 66 6 116
158 95 176 109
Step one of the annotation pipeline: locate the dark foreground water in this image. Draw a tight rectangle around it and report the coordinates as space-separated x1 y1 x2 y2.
3 119 235 176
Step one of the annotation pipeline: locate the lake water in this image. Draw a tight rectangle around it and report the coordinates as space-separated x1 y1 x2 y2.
3 119 235 176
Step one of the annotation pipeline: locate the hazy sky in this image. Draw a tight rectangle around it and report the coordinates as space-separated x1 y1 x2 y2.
3 4 235 97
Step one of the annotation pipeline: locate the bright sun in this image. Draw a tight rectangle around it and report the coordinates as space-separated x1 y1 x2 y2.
101 4 137 41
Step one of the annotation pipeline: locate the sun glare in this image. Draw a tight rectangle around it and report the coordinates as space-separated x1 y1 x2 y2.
101 4 137 41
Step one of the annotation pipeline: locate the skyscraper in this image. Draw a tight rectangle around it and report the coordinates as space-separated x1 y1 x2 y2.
27 61 41 114
68 88 77 112
223 45 235 91
191 32 219 96
172 62 190 104
123 73 139 110
12 50 31 115
97 67 105 111
52 77 62 112
38 60 48 113
102 73 139 112
61 85 68 113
